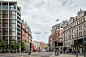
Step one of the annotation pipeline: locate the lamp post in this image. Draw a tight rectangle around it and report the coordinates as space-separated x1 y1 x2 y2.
35 32 41 52
76 27 78 57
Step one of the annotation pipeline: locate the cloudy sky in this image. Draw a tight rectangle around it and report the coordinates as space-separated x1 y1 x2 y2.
4 0 86 43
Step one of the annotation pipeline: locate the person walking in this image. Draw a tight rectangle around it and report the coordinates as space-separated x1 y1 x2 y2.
57 50 59 56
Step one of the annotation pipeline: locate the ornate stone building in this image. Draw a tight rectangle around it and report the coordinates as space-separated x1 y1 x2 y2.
63 9 86 54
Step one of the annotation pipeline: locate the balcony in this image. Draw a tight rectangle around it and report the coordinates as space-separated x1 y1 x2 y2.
17 27 21 30
17 35 21 38
17 18 21 23
17 23 21 26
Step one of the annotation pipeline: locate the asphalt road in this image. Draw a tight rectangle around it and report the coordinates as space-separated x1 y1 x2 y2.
0 52 85 57
0 52 54 57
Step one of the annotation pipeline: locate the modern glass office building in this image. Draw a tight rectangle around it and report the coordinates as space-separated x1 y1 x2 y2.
0 1 21 52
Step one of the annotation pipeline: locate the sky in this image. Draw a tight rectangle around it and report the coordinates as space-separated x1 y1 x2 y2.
4 0 86 43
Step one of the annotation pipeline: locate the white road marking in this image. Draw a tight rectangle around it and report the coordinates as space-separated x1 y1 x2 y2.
21 56 23 57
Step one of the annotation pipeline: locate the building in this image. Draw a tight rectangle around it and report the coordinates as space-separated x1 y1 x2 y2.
49 23 63 51
0 1 21 52
32 40 41 51
40 42 47 50
48 34 52 50
63 9 86 54
21 20 32 51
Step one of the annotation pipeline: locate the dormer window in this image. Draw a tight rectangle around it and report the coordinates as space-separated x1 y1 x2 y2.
73 19 74 21
81 12 82 17
76 17 77 20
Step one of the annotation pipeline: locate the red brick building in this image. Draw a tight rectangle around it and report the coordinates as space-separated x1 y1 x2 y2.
49 23 63 51
21 20 32 51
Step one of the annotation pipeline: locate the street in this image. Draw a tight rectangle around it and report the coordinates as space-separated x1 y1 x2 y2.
0 52 54 57
0 52 85 57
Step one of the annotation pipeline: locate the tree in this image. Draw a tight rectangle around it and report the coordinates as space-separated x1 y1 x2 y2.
11 40 20 50
45 47 48 50
0 36 7 53
21 41 25 52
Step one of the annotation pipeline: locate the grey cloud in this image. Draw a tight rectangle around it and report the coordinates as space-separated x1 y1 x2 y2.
15 0 86 43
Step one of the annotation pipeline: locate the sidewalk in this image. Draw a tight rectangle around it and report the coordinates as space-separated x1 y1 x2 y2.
0 53 12 55
52 54 84 57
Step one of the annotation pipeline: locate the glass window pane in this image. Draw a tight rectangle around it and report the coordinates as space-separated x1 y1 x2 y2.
12 11 15 14
3 31 8 35
9 24 15 27
12 20 16 23
9 5 16 10
0 20 1 24
2 24 8 27
3 36 8 40
10 36 16 40
9 19 16 23
9 31 15 35
9 28 16 31
2 11 8 18
3 28 8 31
0 28 1 32
2 4 8 10
0 31 1 35
0 11 1 14
0 24 1 28
12 15 16 18
12 32 15 35
0 4 1 9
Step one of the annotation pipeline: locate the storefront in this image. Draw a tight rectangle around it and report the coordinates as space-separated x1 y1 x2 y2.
74 38 86 54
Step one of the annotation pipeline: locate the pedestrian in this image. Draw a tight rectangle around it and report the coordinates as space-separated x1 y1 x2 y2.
57 50 59 56
60 50 62 54
28 50 31 55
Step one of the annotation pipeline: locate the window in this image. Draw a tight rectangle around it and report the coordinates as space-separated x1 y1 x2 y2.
60 33 61 36
2 3 8 10
9 19 16 23
3 31 8 35
72 29 73 33
72 35 73 38
3 28 8 31
73 19 74 21
81 25 82 29
9 28 16 31
2 11 8 18
3 36 8 40
76 17 77 20
9 24 15 27
9 31 16 35
77 21 78 25
83 17 85 21
9 4 16 10
81 32 82 36
79 32 80 37
75 22 76 25
9 11 16 18
0 20 1 24
81 19 82 23
79 26 80 30
0 3 1 9
84 23 86 28
9 36 16 40
79 20 80 24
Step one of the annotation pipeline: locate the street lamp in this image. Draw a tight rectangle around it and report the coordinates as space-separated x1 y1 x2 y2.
76 27 78 57
35 32 41 52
